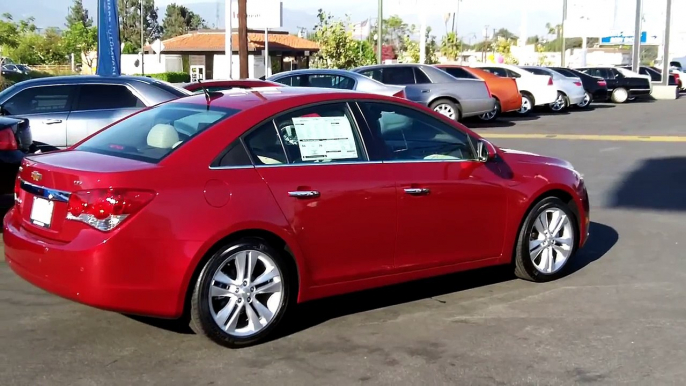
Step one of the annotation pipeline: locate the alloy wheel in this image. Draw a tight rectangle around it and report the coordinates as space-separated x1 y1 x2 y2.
578 92 591 107
528 208 574 275
518 96 532 114
433 104 456 120
550 94 566 111
209 249 283 337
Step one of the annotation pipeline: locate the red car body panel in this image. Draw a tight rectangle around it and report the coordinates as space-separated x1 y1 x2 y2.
4 89 589 318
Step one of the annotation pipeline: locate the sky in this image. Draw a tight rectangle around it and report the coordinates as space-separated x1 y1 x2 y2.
6 0 683 41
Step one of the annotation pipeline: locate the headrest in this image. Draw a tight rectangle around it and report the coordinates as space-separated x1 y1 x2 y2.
147 124 180 149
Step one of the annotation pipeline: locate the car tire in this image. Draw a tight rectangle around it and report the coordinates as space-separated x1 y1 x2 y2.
190 238 294 348
577 91 592 108
478 99 500 121
548 92 568 112
430 99 461 121
513 197 578 283
611 88 629 103
517 93 534 115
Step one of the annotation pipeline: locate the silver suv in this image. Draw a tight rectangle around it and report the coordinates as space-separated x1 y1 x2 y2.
0 76 190 148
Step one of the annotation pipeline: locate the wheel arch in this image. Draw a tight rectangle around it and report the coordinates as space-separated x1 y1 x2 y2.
179 227 304 320
509 187 581 264
519 90 535 105
429 95 462 109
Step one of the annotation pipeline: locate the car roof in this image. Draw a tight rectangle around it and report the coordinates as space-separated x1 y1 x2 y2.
269 68 362 77
9 75 172 87
353 63 432 71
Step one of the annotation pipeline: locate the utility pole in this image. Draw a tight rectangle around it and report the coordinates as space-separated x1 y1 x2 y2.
377 0 383 64
140 0 145 76
661 0 672 85
225 0 233 79
632 0 642 72
238 0 248 78
561 0 567 67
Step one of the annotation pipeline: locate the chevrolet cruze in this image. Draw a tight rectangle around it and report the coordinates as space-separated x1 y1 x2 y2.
4 87 589 348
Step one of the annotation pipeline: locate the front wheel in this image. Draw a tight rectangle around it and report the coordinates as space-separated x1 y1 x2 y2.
190 238 294 348
577 91 592 108
548 92 568 112
517 94 533 115
514 197 578 282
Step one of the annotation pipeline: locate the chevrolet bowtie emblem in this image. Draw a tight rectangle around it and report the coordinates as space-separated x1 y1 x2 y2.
31 171 42 182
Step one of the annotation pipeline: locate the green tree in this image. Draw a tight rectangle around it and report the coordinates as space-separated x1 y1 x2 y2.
399 26 437 64
161 3 206 40
495 28 517 41
311 10 366 69
440 32 461 61
66 0 93 28
64 22 97 69
119 0 164 50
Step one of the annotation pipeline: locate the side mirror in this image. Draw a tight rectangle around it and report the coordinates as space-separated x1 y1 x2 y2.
476 139 497 162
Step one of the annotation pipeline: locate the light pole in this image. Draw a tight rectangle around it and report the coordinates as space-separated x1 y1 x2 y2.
631 0 642 72
661 0 672 85
377 0 383 64
561 0 567 67
140 0 144 75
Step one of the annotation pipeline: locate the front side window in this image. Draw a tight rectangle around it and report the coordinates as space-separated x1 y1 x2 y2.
3 85 76 115
244 103 367 165
75 84 145 111
358 102 475 161
274 76 293 86
383 67 416 85
360 69 383 82
525 68 549 76
77 102 239 162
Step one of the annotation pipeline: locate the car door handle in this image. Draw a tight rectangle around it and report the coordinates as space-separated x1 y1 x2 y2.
421 89 430 93
404 188 430 195
44 119 62 125
288 190 320 198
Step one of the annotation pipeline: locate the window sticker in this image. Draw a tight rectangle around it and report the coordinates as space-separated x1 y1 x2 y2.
292 116 359 161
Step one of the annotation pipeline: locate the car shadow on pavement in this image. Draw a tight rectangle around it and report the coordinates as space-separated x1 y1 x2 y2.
571 104 616 112
275 221 616 341
464 118 516 128
609 156 686 211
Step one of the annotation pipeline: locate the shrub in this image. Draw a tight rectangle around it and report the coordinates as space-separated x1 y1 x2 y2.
0 78 15 91
136 72 190 83
2 70 55 83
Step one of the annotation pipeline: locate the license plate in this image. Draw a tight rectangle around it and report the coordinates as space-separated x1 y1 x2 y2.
30 197 54 228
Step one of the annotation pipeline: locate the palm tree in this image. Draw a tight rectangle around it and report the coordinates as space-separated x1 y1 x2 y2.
440 32 461 61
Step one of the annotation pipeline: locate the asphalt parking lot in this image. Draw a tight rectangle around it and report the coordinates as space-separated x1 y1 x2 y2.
2 99 686 385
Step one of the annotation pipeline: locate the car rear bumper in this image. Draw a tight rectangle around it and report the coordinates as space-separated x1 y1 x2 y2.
592 89 610 101
568 93 586 105
500 93 523 113
534 87 558 106
461 97 497 118
3 209 196 318
628 89 652 97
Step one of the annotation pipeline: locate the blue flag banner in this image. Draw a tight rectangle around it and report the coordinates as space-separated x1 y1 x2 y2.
96 0 121 76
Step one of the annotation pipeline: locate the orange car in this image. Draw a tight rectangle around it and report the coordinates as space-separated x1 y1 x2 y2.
435 65 522 121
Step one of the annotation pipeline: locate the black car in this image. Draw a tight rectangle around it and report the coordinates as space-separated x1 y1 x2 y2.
619 65 678 87
0 116 33 210
548 67 609 108
575 67 652 103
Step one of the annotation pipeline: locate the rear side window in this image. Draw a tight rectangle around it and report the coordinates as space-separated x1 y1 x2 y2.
307 74 355 89
441 67 477 79
552 68 576 77
3 85 76 115
274 76 293 86
414 68 432 84
383 67 416 85
77 103 239 162
75 84 145 111
525 68 549 76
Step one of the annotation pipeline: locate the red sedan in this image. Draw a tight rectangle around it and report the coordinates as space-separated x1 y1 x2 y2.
183 79 282 93
4 88 590 348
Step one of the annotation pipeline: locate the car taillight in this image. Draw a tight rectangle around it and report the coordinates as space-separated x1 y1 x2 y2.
597 79 607 87
548 76 554 86
393 89 406 99
14 176 22 213
673 73 680 81
0 128 18 150
573 81 582 86
67 188 156 231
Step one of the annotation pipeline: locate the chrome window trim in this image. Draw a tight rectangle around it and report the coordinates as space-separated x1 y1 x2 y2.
254 161 383 169
20 179 71 203
208 165 255 170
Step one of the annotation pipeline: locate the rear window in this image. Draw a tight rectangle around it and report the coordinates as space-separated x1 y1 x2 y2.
76 102 239 163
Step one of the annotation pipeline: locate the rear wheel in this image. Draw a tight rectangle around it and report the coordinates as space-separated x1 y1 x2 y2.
430 99 461 121
611 88 629 103
479 99 500 121
190 238 294 348
577 91 592 108
514 197 578 282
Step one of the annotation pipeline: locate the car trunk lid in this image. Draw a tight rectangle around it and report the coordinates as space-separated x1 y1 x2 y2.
16 150 158 242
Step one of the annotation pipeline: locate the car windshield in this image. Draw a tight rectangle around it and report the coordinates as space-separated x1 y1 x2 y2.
76 102 240 163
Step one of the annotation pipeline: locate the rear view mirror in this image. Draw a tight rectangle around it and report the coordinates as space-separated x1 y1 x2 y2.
476 139 497 162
